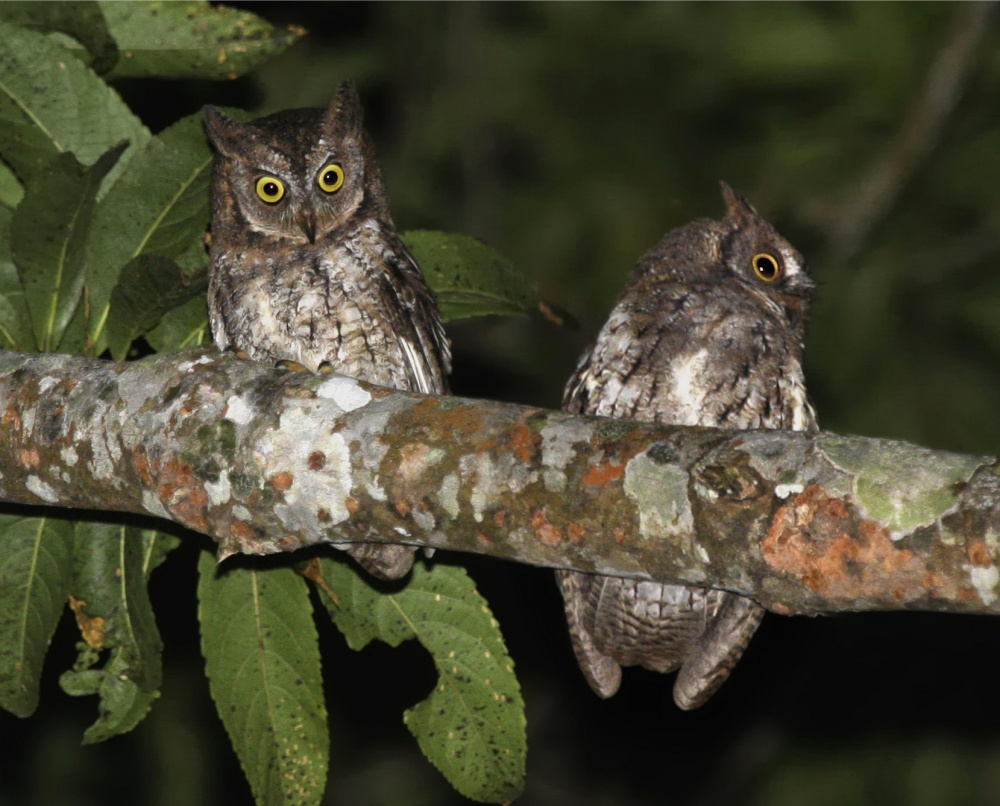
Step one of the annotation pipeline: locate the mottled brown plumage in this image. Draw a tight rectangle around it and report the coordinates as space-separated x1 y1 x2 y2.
557 183 817 709
204 81 449 580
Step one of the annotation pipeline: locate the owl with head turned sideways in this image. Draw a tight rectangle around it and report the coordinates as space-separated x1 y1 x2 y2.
557 182 817 709
203 80 450 581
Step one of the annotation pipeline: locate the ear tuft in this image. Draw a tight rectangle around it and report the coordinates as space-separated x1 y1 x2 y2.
325 79 364 135
719 181 758 220
203 105 245 158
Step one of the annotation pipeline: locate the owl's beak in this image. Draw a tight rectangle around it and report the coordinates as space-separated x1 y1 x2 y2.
297 211 317 244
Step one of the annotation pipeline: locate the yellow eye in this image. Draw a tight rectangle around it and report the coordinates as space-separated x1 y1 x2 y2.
317 164 345 193
752 253 781 282
255 176 285 203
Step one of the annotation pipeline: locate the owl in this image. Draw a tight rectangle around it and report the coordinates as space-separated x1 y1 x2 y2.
203 81 450 580
557 183 817 709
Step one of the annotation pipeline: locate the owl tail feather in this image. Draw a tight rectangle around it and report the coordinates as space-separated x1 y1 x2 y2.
555 569 623 698
673 593 764 710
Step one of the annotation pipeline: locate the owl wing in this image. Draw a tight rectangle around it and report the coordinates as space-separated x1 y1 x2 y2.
387 242 452 396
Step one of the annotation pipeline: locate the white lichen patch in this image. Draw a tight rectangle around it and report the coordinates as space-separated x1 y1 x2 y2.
775 483 805 499
87 401 120 481
38 376 60 394
263 403 353 537
438 472 460 519
60 446 78 466
26 476 58 503
348 406 392 501
224 395 255 425
142 490 170 520
394 526 412 537
462 453 502 523
178 355 215 372
233 505 252 521
624 451 695 541
540 417 594 493
316 375 371 412
411 509 436 533
205 473 232 506
969 565 999 606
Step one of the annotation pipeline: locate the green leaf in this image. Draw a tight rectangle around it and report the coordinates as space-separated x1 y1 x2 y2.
0 160 24 208
86 112 213 352
0 21 149 191
99 1 305 80
61 523 178 743
403 230 537 323
0 2 119 75
0 514 74 718
198 552 328 806
314 559 526 804
104 255 207 360
145 293 210 354
0 204 32 350
12 143 126 353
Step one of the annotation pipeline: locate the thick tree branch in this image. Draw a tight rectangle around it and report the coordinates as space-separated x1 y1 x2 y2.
1 347 999 617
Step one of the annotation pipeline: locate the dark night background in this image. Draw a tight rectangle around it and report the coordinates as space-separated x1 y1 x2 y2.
3 3 1000 804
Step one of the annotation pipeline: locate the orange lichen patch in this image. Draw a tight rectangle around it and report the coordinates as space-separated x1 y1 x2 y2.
395 499 411 516
493 510 506 528
317 508 331 522
68 596 107 648
157 459 210 532
133 448 153 485
567 523 586 544
477 532 494 547
431 400 488 441
231 520 256 540
582 460 626 487
532 510 564 547
614 528 626 545
271 472 294 491
966 537 992 567
2 404 21 428
345 496 361 515
308 451 326 470
507 419 539 463
19 449 40 469
761 485 961 605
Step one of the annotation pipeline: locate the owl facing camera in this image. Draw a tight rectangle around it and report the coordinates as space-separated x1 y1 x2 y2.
203 81 451 581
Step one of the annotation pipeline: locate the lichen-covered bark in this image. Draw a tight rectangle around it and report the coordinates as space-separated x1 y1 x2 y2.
1 347 998 616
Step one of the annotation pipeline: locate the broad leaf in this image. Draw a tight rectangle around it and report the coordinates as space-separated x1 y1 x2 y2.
313 559 526 804
0 514 74 717
99 1 305 80
145 294 210 354
198 552 328 806
86 112 213 352
403 230 537 322
0 22 149 191
11 144 125 353
60 523 178 743
0 2 119 75
104 255 207 360
0 160 24 208
0 205 31 351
